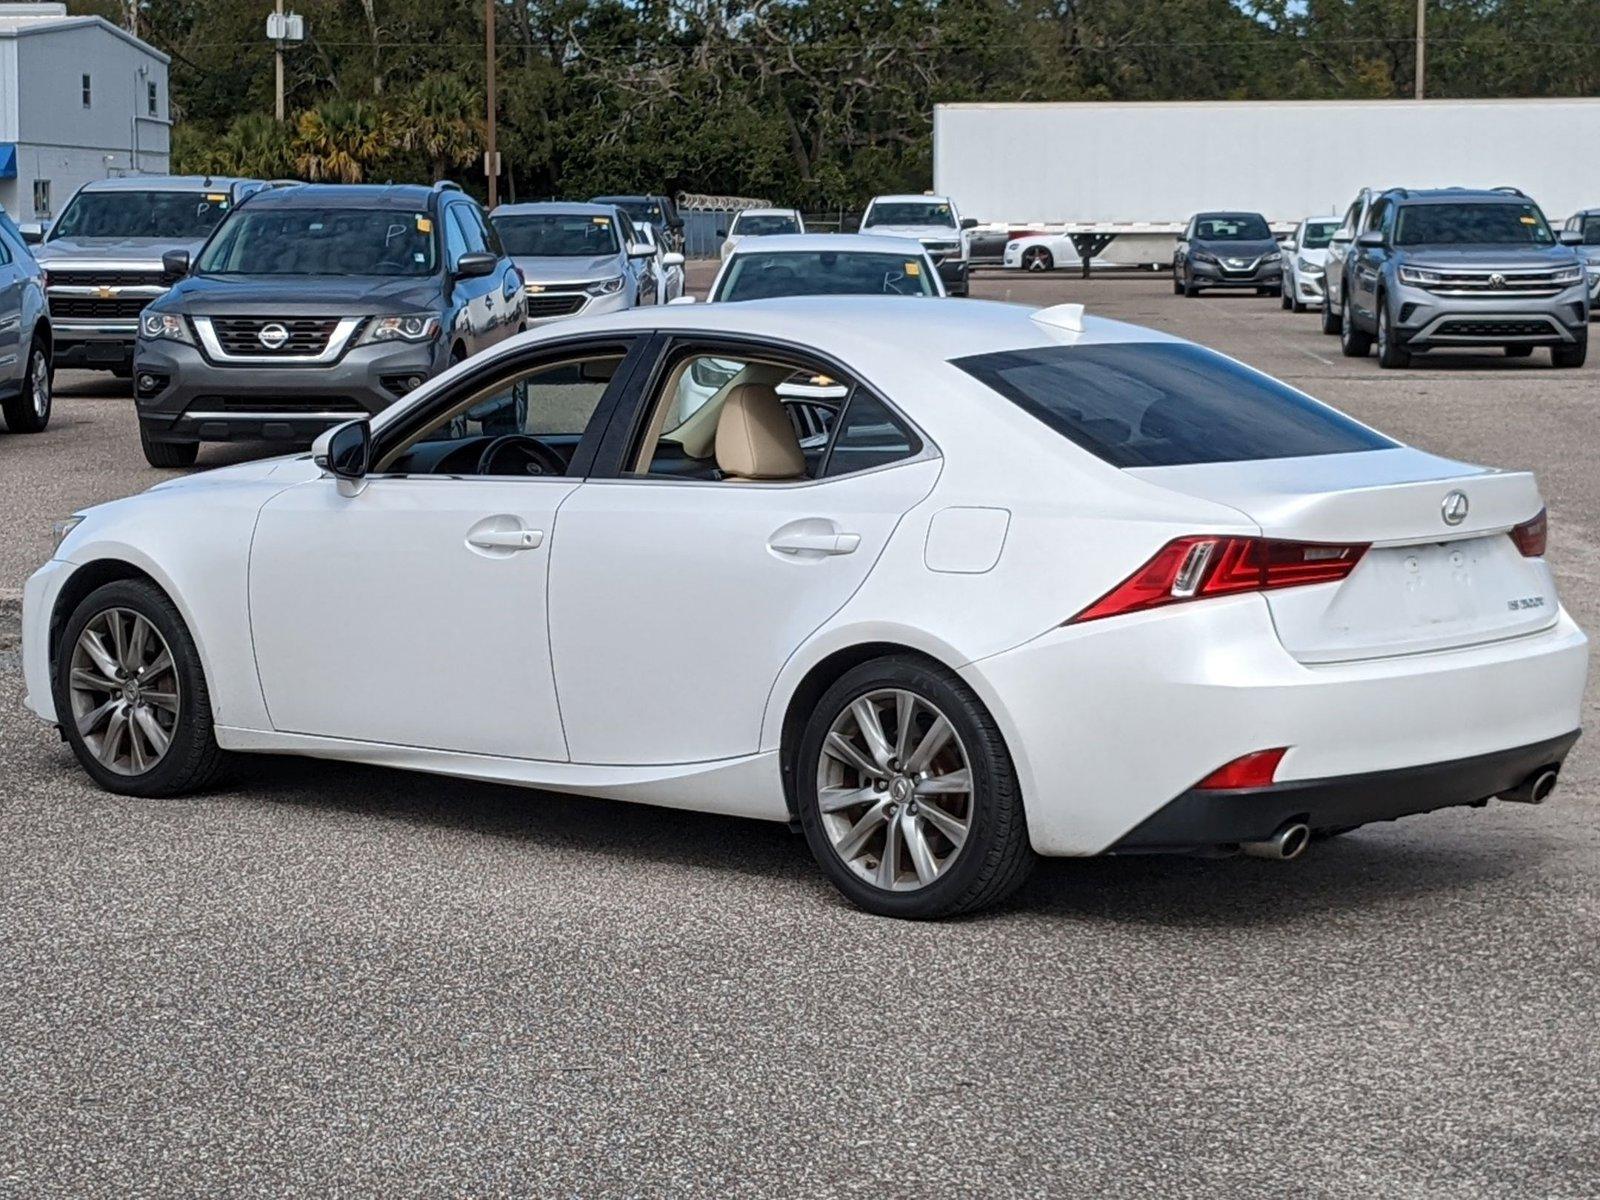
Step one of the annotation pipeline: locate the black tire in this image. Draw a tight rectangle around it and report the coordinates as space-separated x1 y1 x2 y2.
2 340 51 433
1552 333 1588 368
1320 294 1340 335
1376 296 1410 369
110 366 133 380
1182 269 1198 298
1021 246 1053 273
53 579 226 798
1340 289 1372 357
140 424 199 468
1291 294 1307 314
1172 266 1184 295
796 655 1036 919
1280 282 1292 310
1504 345 1534 358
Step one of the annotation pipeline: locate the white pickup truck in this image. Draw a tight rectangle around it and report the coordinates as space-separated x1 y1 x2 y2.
859 193 976 295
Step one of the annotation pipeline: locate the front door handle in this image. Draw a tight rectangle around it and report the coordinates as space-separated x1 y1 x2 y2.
769 529 860 556
468 528 543 551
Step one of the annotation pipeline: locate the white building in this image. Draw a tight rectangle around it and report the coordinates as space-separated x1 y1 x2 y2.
0 2 169 221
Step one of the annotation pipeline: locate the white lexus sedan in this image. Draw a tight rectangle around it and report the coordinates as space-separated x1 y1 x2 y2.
22 299 1587 918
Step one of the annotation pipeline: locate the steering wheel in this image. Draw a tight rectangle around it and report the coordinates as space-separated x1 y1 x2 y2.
476 434 566 477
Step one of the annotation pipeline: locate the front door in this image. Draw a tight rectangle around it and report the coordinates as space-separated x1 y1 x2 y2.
0 235 23 382
548 342 940 766
248 340 638 760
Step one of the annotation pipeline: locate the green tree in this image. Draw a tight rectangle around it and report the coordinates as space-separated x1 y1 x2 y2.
293 100 392 184
397 73 484 182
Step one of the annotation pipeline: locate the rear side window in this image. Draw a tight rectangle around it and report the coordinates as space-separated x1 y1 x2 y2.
952 342 1395 468
821 391 920 477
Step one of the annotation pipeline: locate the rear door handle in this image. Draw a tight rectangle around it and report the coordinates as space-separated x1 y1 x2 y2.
468 528 543 551
769 530 860 556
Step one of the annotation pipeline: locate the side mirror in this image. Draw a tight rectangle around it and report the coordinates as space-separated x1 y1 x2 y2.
1558 229 1583 246
313 419 371 482
661 251 685 269
1330 230 1353 246
162 249 191 276
454 252 498 279
18 221 47 245
1282 239 1298 252
715 229 727 239
960 217 979 230
667 295 697 305
1356 230 1385 248
627 241 654 259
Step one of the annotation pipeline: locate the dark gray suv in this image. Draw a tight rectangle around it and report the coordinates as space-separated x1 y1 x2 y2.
134 182 526 467
1338 188 1588 369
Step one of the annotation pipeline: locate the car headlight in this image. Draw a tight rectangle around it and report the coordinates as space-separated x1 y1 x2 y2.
1263 251 1282 263
1398 266 1442 286
585 276 625 297
1192 250 1218 264
1552 265 1584 286
1297 256 1323 274
140 312 193 345
52 515 84 551
359 315 440 345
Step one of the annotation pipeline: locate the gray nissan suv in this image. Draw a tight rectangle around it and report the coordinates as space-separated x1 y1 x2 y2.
134 181 525 467
1337 187 1588 369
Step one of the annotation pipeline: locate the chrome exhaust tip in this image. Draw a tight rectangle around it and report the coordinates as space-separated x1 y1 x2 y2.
1240 822 1310 861
1499 768 1559 805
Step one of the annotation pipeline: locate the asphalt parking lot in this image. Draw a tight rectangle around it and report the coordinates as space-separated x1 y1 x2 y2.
3 266 1598 1197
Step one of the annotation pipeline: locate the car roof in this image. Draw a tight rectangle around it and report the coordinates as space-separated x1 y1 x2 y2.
1385 188 1531 205
726 233 934 256
1193 211 1268 220
78 175 256 192
490 201 618 219
869 194 952 205
242 183 445 210
734 208 800 218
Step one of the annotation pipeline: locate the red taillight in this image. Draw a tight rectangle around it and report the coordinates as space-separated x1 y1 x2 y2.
1068 536 1368 624
1195 748 1288 790
1511 507 1547 558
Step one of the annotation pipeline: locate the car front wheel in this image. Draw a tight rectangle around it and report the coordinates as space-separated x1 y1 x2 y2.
2 343 52 433
1552 332 1588 368
1376 296 1410 368
54 579 225 797
796 656 1035 919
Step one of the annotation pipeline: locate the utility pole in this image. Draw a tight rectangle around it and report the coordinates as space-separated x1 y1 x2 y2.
1414 0 1426 100
275 0 285 121
484 0 498 208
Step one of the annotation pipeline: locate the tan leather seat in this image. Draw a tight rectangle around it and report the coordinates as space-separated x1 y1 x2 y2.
715 383 806 481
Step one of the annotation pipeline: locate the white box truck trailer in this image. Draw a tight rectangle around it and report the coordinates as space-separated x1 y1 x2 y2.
935 98 1600 273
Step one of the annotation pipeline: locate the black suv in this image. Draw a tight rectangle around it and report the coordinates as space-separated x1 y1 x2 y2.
133 182 526 467
1337 187 1588 369
589 193 684 251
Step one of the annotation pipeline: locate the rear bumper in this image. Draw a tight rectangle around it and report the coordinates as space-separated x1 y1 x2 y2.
961 595 1590 856
1110 730 1580 852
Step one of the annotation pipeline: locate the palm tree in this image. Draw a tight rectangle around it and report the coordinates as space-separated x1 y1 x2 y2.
397 74 484 182
216 113 295 179
293 100 391 183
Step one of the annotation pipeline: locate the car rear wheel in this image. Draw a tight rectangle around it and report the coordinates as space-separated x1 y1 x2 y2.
1552 332 1588 368
1022 246 1053 273
2 343 51 433
1376 297 1410 368
1280 281 1293 310
796 656 1035 919
1320 291 1341 335
1340 292 1372 357
139 424 199 468
54 579 225 797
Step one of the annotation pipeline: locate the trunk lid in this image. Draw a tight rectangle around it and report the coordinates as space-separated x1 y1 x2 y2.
1127 448 1558 663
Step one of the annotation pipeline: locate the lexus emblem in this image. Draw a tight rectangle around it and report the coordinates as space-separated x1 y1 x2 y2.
1442 490 1469 526
257 322 290 350
1488 273 1507 289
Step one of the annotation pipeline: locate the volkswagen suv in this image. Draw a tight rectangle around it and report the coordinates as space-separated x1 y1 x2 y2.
1337 188 1588 369
133 181 525 467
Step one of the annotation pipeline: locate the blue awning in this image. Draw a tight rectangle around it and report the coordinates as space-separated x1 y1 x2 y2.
0 145 15 179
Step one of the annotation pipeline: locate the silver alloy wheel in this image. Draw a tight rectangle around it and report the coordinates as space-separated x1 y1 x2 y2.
67 607 180 776
1024 248 1049 272
816 688 974 892
30 348 49 419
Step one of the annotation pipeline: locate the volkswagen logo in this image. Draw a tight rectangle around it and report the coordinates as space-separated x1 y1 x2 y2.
1441 490 1470 526
1488 272 1507 289
257 322 290 350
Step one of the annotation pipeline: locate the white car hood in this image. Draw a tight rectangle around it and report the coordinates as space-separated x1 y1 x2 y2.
865 225 959 243
145 454 320 494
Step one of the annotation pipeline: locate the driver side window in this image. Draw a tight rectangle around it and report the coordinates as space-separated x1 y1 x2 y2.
377 350 625 477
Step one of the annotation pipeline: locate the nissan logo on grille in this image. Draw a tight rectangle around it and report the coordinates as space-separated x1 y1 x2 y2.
257 323 290 350
1442 490 1470 526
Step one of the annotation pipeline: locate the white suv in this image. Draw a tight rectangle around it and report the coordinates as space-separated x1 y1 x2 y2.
860 194 976 295
1322 188 1375 335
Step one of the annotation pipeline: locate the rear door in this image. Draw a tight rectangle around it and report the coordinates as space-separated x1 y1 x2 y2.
0 233 22 385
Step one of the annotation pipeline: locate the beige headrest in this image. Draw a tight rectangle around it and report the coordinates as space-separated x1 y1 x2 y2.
715 383 806 480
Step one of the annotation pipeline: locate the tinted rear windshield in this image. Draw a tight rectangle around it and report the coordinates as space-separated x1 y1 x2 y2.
51 190 232 240
1394 202 1554 247
717 250 936 300
197 207 438 276
953 342 1395 468
733 213 801 236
